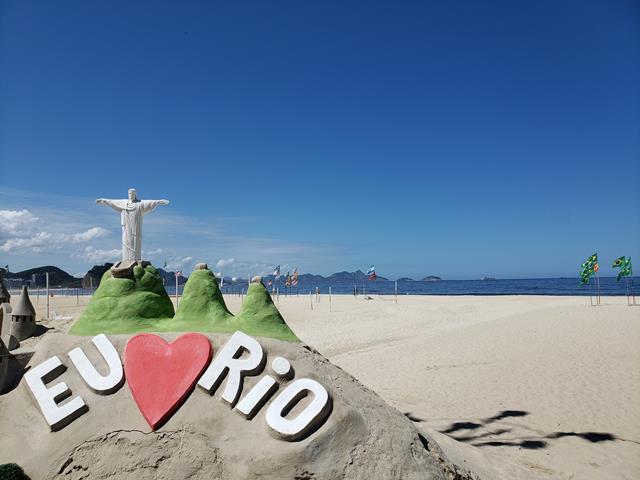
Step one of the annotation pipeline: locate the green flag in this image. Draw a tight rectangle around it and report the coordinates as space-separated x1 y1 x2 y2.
612 256 632 281
579 253 598 285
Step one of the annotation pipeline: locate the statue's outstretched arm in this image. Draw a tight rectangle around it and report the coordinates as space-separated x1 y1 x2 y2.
141 199 170 213
96 198 126 212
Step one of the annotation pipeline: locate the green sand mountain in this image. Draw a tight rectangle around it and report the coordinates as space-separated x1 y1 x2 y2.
235 281 298 341
170 269 234 330
71 265 298 342
70 265 175 335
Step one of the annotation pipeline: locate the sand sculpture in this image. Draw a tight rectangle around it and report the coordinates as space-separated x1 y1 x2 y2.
0 332 8 392
73 192 298 340
0 268 10 304
0 332 461 479
0 192 467 480
0 304 11 336
71 264 298 341
10 286 36 341
0 268 11 340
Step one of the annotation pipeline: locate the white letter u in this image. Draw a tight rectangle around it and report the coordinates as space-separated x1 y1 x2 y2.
68 333 124 394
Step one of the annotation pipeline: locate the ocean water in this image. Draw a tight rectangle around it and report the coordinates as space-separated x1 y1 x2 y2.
220 276 640 297
17 276 637 298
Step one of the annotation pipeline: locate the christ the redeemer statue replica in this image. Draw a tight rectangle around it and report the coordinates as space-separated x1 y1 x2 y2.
96 188 169 262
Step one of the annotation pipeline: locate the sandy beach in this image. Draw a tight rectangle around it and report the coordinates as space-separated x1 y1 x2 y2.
30 292 640 479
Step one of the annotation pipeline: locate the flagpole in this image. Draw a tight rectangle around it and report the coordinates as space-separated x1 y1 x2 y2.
354 271 357 297
46 272 50 321
626 277 631 306
175 272 179 307
395 280 398 304
329 286 332 312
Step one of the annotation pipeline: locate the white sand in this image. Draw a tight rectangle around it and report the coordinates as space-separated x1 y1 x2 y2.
34 292 640 479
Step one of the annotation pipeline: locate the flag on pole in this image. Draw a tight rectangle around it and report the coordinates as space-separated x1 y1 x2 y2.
273 265 281 279
579 253 598 285
292 268 299 286
367 265 377 281
612 256 632 281
285 272 291 287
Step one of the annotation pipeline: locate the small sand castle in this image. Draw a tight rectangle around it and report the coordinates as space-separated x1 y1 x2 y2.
0 268 12 340
10 286 36 342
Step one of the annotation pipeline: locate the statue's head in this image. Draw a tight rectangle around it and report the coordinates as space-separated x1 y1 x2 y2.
128 188 137 202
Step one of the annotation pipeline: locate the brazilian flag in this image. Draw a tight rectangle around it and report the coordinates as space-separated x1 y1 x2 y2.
612 256 632 281
579 253 598 285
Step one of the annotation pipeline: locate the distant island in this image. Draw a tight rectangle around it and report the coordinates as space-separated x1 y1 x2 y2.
394 276 442 282
421 276 442 282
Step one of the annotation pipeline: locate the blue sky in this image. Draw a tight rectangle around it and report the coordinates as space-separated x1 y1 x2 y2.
1 1 638 279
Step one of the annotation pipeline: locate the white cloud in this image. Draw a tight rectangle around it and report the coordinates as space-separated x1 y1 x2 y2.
0 208 110 253
215 257 235 268
0 209 39 235
70 227 109 242
72 246 121 264
165 256 194 271
144 248 164 256
0 232 54 253
0 226 110 253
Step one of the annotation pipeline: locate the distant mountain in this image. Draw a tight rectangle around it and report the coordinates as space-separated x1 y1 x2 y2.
8 266 82 288
7 265 419 290
421 275 442 282
330 270 390 282
328 270 362 282
258 270 390 286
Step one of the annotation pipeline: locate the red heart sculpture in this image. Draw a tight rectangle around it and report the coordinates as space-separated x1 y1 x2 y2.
124 333 212 430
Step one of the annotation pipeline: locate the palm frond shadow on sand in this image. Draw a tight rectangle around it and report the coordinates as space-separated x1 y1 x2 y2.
404 410 633 449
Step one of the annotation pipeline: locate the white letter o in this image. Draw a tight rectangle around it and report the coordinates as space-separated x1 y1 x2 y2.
265 378 331 441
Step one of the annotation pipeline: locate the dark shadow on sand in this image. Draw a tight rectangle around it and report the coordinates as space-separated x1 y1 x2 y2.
546 431 617 443
0 353 33 394
404 412 426 423
474 439 547 449
439 409 624 450
33 324 53 337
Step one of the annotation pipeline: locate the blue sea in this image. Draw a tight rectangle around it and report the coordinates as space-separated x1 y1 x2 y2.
218 276 639 297
22 276 636 297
